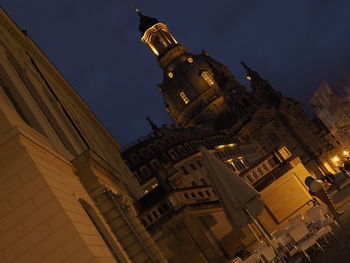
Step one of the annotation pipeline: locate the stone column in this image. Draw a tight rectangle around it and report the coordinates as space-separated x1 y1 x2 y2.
73 150 168 263
107 191 167 263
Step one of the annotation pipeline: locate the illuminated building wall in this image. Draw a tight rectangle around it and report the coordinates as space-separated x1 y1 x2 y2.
0 8 167 263
311 81 350 147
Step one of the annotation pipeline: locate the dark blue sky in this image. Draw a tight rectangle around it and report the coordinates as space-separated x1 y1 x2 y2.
2 1 350 146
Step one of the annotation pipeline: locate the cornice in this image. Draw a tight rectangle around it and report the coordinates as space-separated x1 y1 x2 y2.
0 8 120 151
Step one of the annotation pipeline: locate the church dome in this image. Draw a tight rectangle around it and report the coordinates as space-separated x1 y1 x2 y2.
159 51 236 128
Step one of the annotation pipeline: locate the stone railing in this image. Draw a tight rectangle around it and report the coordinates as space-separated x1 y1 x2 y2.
139 186 218 228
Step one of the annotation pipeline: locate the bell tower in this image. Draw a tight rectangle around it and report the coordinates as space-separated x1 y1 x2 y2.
133 6 250 130
241 61 281 107
133 4 187 69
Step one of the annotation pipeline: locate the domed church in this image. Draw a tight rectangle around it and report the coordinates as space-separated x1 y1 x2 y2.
125 6 343 185
136 8 251 130
121 6 345 263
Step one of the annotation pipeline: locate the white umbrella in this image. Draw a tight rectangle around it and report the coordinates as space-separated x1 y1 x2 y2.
200 147 285 262
200 147 265 231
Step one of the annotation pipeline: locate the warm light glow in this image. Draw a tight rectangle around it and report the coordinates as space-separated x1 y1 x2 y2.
343 151 349 156
168 72 174 78
187 57 194 63
246 75 252 81
332 156 340 162
215 143 237 149
179 91 190 104
141 23 178 57
201 71 215 86
151 183 159 189
144 190 149 193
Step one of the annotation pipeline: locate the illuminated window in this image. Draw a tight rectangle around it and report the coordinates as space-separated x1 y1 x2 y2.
201 71 215 86
179 90 190 104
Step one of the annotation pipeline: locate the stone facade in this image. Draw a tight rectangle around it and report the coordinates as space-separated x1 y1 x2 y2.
122 125 262 194
117 8 346 262
311 82 350 148
0 8 167 263
125 144 317 262
133 9 343 179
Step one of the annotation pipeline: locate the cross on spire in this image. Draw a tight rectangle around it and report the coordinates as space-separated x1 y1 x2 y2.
131 2 144 18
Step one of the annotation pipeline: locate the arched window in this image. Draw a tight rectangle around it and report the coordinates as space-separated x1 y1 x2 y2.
177 145 187 156
201 71 215 86
179 90 190 104
140 166 151 178
78 199 123 262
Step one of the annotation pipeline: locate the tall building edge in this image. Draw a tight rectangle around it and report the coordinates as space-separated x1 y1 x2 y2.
0 8 167 263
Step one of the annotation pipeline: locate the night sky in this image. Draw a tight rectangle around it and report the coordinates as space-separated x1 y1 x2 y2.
2 1 350 147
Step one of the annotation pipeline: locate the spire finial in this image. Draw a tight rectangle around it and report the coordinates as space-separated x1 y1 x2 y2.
241 61 249 70
146 116 158 132
131 2 142 16
241 61 256 81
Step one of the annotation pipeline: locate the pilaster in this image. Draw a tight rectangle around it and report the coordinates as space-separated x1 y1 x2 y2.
73 150 168 263
0 127 119 263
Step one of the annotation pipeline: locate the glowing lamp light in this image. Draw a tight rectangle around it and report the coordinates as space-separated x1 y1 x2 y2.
215 145 225 149
187 57 194 63
168 72 174 78
332 156 340 162
246 75 252 81
343 151 349 156
215 143 237 149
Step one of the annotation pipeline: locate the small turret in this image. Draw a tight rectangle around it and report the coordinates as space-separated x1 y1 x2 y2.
146 116 158 132
132 4 182 60
241 61 281 107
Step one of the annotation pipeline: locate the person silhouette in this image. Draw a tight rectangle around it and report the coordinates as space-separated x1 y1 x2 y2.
305 176 343 219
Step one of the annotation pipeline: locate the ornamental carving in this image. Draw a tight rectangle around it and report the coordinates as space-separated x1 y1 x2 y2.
109 191 134 211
